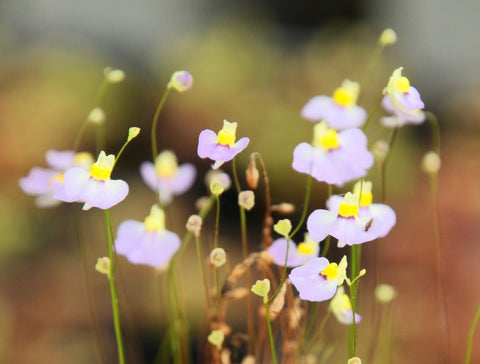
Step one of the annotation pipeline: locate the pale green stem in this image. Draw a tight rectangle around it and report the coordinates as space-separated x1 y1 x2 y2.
320 184 333 257
464 303 480 364
213 194 221 314
362 95 383 131
104 209 126 364
264 301 278 364
306 311 331 354
290 173 313 238
348 244 361 357
151 88 172 163
361 40 387 90
195 235 212 310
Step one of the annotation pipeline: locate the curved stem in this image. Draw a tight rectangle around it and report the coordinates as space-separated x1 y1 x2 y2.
362 94 383 131
104 209 126 364
151 88 171 163
290 173 313 238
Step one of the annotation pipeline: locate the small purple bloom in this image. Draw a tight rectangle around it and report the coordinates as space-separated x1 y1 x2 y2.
115 205 181 267
301 79 367 130
292 122 373 186
140 150 196 204
267 234 319 267
307 182 396 247
53 151 128 210
289 256 347 302
197 120 250 169
381 67 425 127
19 150 94 207
168 70 193 92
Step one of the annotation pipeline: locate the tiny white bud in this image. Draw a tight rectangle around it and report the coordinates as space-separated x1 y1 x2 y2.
375 284 397 303
95 257 110 277
186 214 202 238
347 357 362 364
238 190 255 211
105 68 126 83
127 127 140 141
372 140 389 162
210 247 226 268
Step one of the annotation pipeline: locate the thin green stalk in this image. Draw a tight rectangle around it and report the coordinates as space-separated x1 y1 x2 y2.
213 194 221 314
381 127 398 204
264 301 278 364
320 184 333 257
305 311 331 354
104 209 126 364
348 244 361 357
362 95 383 131
425 111 441 154
150 88 172 163
195 235 212 310
290 173 313 238
464 303 480 364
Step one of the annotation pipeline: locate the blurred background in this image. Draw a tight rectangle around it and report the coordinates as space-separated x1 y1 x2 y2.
2 0 480 363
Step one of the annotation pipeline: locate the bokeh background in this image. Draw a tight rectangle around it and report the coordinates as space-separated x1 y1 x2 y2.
2 0 480 363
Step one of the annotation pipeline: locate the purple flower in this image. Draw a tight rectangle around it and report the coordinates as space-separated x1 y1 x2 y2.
53 151 129 210
307 181 396 247
197 120 250 169
292 121 373 186
301 79 367 130
381 67 425 127
289 256 347 302
115 205 181 267
267 234 319 267
140 150 196 204
329 286 361 325
19 150 94 207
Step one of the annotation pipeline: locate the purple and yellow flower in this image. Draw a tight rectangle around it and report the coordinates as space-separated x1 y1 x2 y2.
307 181 396 247
197 120 250 169
289 256 347 302
267 233 319 267
140 150 196 205
381 67 425 127
329 286 361 325
301 79 367 130
53 151 129 210
292 121 373 186
19 150 94 207
115 205 181 267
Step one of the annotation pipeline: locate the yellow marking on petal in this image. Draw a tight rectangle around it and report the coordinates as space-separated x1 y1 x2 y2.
89 151 115 181
384 67 411 95
396 76 410 93
144 205 166 232
51 172 64 183
338 192 360 218
353 181 373 207
155 150 178 178
217 120 237 147
339 293 352 310
332 79 359 107
297 242 315 255
313 122 340 151
321 262 339 281
74 152 94 166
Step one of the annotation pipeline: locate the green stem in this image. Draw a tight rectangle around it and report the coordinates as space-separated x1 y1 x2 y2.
425 111 441 154
320 184 333 257
195 235 212 310
151 88 172 163
290 173 313 238
381 127 398 203
362 94 383 131
348 244 361 357
464 302 480 364
265 301 278 364
104 209 126 364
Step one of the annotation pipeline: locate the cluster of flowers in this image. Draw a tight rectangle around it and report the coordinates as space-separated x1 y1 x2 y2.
20 62 425 341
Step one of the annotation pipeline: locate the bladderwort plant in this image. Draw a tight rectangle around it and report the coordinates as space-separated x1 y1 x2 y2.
20 28 477 363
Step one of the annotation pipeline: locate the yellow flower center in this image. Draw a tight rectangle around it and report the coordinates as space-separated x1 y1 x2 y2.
333 87 356 107
359 192 372 207
90 163 112 181
51 172 64 184
297 242 315 255
144 205 166 232
321 262 339 280
396 76 410 93
313 122 340 151
89 151 115 181
74 152 94 166
155 151 178 178
338 192 360 218
353 180 373 207
217 120 237 147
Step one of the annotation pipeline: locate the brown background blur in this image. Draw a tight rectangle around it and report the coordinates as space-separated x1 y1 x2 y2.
2 0 480 363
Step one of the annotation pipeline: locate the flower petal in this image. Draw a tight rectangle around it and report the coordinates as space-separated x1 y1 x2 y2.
307 209 337 242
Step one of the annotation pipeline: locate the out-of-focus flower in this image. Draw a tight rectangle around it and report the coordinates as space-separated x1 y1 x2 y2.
19 150 94 207
208 329 224 350
87 108 106 124
238 190 255 210
381 67 425 127
421 151 441 174
197 120 250 169
140 150 196 205
167 70 193 92
273 219 292 238
205 169 231 192
95 257 111 277
53 151 128 210
289 256 347 302
324 181 396 244
307 183 395 247
292 122 373 186
251 279 271 303
210 247 227 268
115 205 181 267
375 284 397 303
329 286 362 325
301 80 367 130
104 67 126 84
267 233 319 267
379 28 397 46
186 214 202 237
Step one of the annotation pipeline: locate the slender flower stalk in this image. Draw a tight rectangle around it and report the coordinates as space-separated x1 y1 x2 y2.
464 303 480 364
104 209 126 364
265 301 277 364
320 183 333 257
349 244 362 357
151 88 172 164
